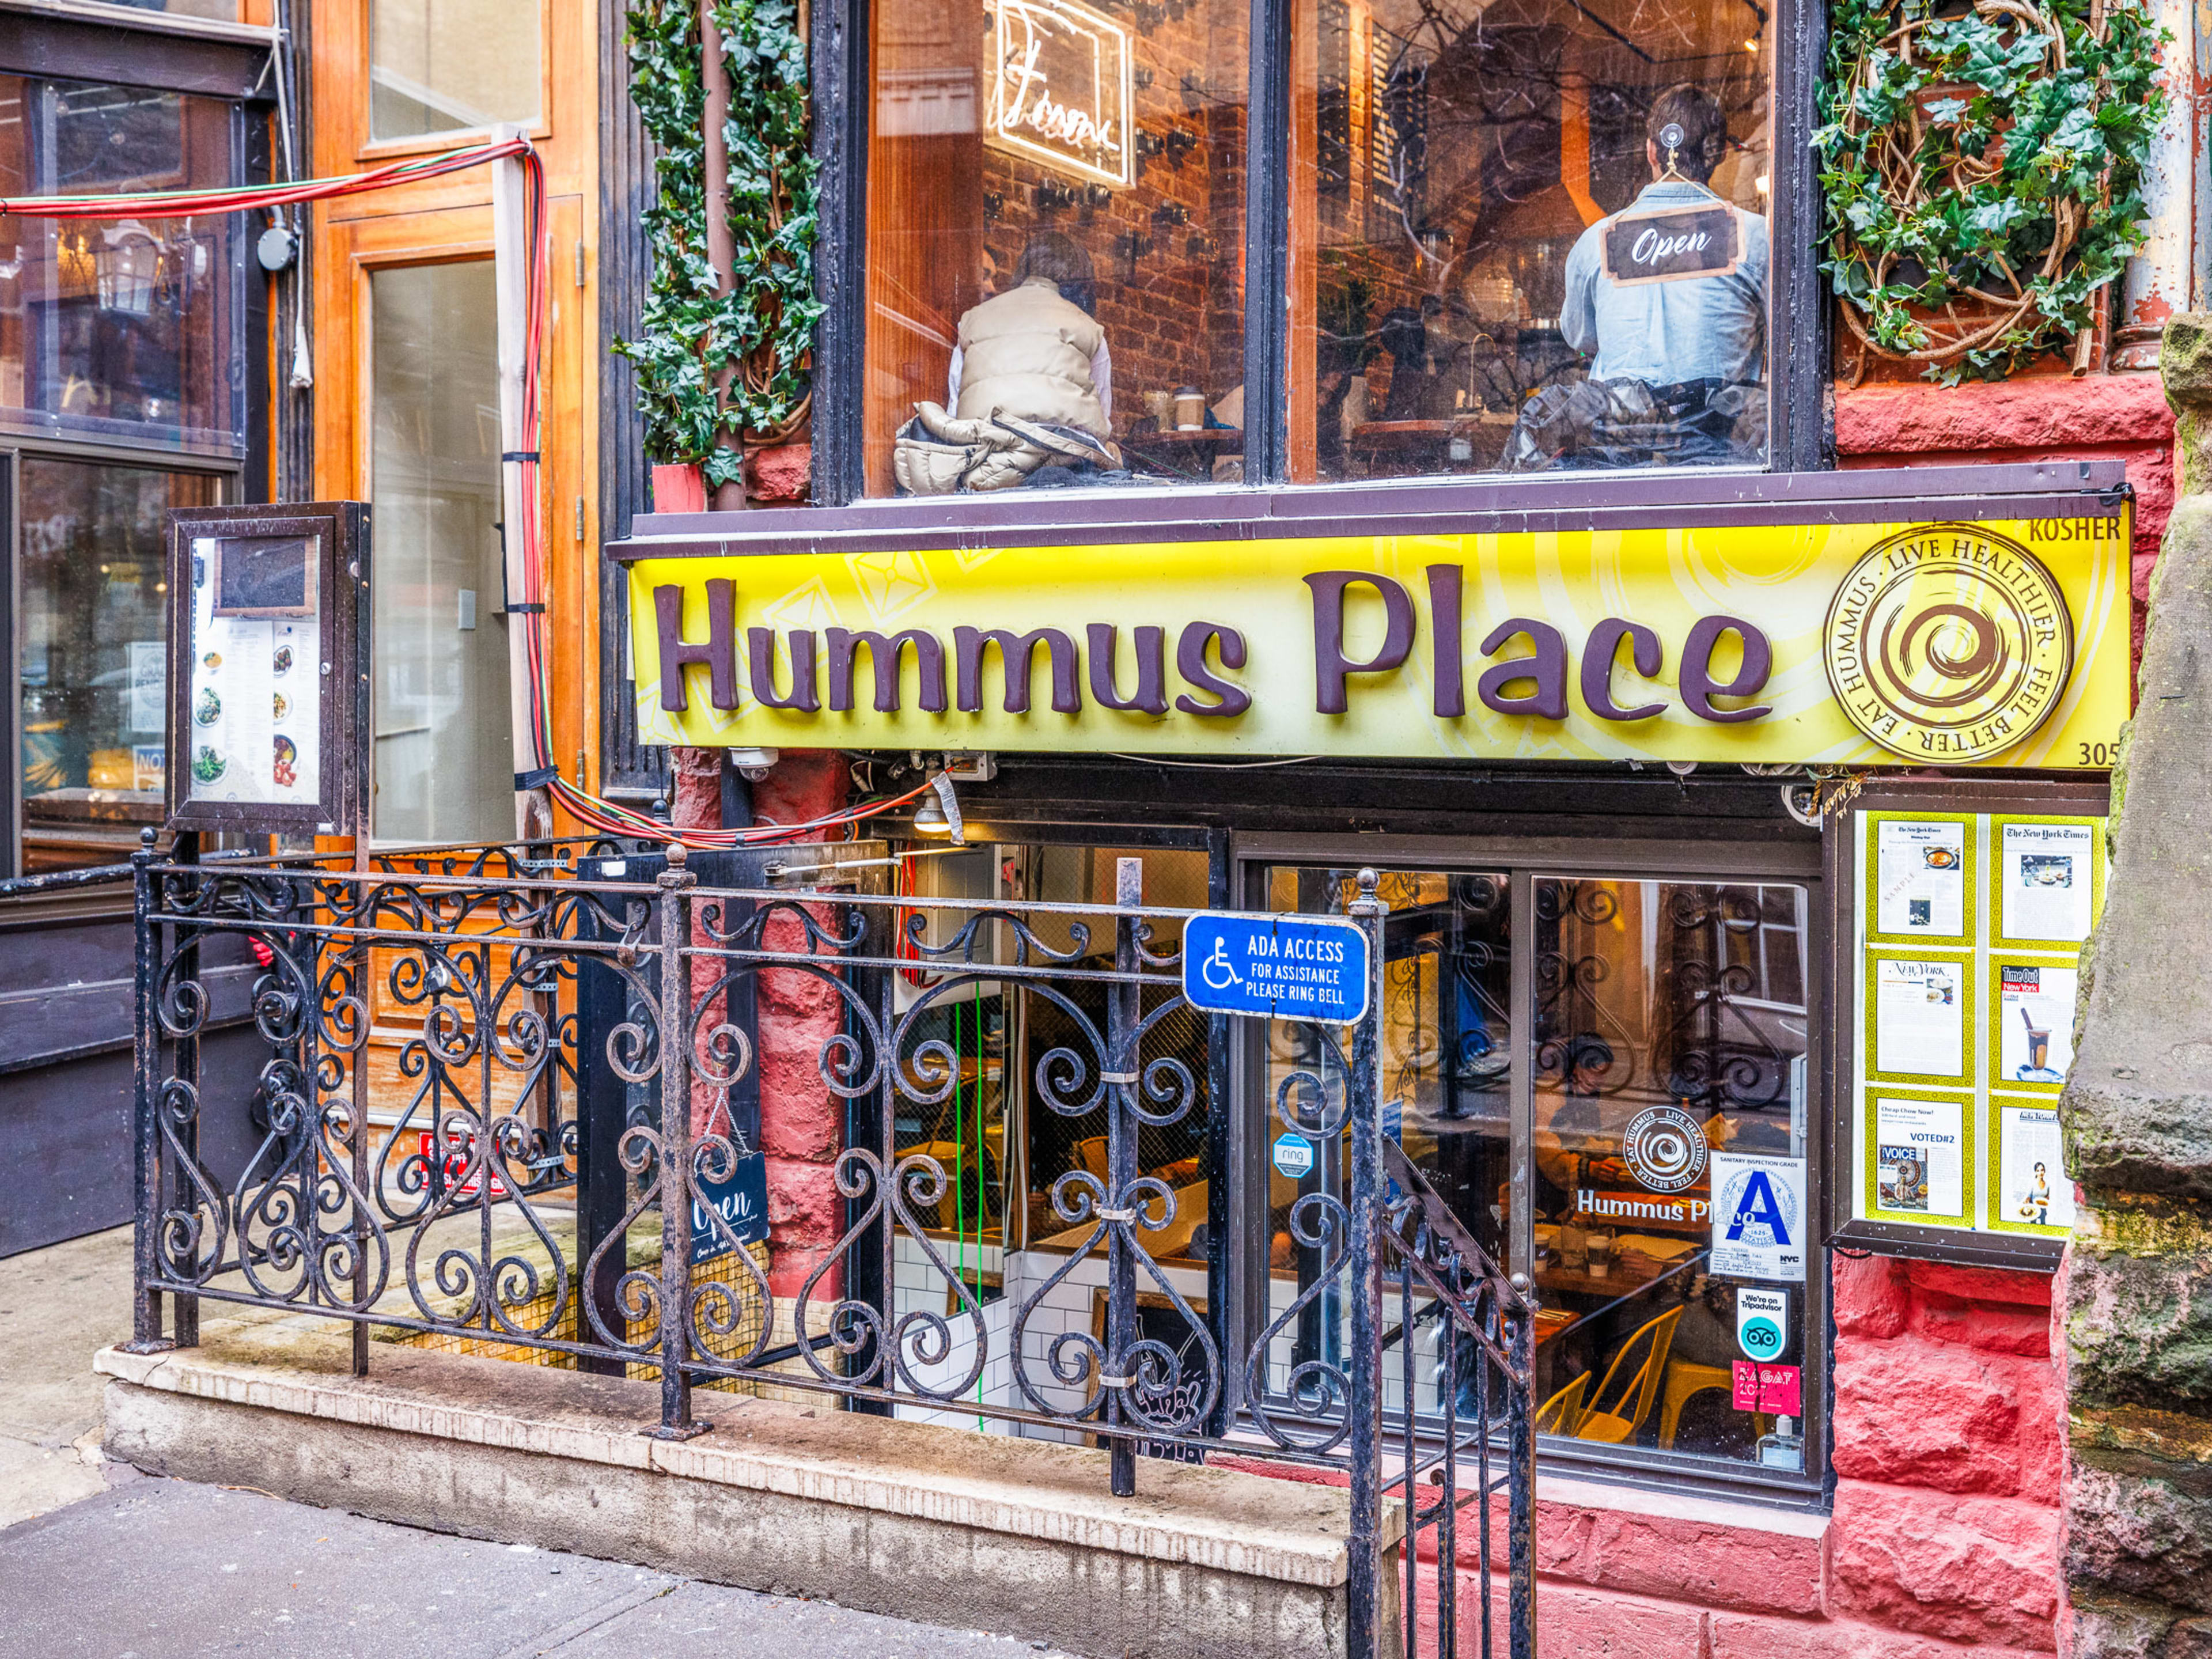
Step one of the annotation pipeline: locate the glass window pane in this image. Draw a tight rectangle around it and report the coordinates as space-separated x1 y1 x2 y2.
865 0 1250 496
18 457 217 873
1531 878 1808 1471
370 0 542 141
1261 867 1511 1426
369 261 514 844
1291 0 1772 481
882 842 1211 1437
0 75 245 453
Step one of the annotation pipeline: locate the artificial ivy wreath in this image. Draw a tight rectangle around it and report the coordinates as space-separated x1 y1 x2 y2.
1815 0 2167 383
619 0 820 487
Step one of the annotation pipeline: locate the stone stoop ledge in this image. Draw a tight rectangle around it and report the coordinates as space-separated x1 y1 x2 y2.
96 1343 1381 1659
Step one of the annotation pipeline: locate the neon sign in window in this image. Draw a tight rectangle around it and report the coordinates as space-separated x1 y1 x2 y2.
985 0 1133 189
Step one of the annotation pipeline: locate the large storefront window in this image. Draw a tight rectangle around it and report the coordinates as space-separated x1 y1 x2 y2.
1264 859 1816 1484
854 0 1776 497
865 0 1251 495
1291 0 1771 478
0 75 245 456
17 457 218 873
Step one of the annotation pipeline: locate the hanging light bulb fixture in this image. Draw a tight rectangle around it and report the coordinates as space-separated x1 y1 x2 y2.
910 772 965 843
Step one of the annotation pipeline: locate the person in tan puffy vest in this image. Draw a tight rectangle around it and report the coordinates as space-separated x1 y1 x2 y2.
950 232 1112 437
892 234 1121 494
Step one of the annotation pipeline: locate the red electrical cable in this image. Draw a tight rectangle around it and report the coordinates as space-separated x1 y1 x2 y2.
0 138 530 220
1 137 937 853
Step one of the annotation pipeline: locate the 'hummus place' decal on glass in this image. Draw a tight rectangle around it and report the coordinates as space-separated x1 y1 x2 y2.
1823 525 2075 762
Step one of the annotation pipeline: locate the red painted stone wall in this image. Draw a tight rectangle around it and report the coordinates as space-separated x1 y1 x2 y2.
1396 1256 2069 1657
749 752 853 1297
1232 1254 2069 1656
664 747 853 1297
1836 374 2175 678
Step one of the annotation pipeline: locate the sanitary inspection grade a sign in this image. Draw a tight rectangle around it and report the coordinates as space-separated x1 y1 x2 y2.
1181 912 1371 1024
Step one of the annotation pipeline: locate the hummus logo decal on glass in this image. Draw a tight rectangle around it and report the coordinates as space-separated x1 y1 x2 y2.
1622 1104 1709 1194
1824 524 2074 762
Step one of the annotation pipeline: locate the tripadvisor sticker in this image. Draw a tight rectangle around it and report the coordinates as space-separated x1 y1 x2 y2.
1736 1286 1789 1361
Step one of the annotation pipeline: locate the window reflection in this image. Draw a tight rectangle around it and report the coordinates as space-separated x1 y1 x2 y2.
0 76 244 453
18 458 218 873
1530 878 1806 1466
370 0 542 141
1262 865 1812 1474
369 262 514 844
1293 0 1771 479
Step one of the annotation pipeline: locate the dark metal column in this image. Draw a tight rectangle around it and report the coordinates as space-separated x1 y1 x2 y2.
651 844 709 1438
1345 866 1387 1657
1108 855 1142 1497
126 832 169 1354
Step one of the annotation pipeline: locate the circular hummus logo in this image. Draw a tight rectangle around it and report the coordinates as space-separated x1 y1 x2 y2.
1824 525 2073 762
1623 1105 1709 1194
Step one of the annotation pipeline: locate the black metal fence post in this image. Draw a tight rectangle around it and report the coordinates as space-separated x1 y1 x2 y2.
1107 855 1141 1498
1507 1282 1536 1659
350 866 372 1378
170 831 202 1349
651 843 709 1440
126 831 171 1355
1346 866 1388 1658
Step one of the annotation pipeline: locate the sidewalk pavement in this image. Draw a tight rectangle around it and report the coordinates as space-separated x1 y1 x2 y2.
0 1475 1083 1658
0 1229 1084 1657
0 1224 133 1528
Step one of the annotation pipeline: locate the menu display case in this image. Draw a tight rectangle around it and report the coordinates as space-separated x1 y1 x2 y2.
164 503 370 839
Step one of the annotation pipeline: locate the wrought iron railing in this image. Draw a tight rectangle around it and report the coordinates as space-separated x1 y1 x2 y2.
122 835 1532 1658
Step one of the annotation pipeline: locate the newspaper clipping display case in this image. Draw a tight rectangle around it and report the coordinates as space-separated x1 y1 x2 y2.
1829 777 2108 1268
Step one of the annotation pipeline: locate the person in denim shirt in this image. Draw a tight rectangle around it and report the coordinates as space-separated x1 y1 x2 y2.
1508 85 1767 469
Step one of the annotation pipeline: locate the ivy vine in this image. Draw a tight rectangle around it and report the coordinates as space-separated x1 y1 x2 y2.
1814 0 2167 384
618 0 820 487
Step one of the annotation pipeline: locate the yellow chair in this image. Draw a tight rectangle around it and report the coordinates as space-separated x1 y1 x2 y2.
1658 1359 1735 1450
1534 1372 1590 1437
1573 1306 1684 1444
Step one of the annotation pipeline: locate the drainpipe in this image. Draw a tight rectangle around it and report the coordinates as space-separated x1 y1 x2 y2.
2112 0 2202 369
492 124 554 841
700 0 747 509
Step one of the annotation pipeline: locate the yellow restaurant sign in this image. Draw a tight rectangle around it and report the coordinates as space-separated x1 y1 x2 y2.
629 512 2130 768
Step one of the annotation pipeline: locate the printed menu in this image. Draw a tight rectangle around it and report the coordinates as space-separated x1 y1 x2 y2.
185 535 321 808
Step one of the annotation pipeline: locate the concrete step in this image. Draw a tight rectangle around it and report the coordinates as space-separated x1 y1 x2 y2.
96 1340 1377 1659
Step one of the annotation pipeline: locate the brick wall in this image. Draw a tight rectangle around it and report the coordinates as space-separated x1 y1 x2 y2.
749 752 854 1298
979 0 1251 427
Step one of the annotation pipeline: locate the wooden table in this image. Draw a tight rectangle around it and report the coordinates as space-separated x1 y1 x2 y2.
1122 426 1241 478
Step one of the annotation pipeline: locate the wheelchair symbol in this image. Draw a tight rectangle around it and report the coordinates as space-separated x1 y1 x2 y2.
1200 937 1242 992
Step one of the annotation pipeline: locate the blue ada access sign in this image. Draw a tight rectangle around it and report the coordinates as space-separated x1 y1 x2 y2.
1182 911 1371 1024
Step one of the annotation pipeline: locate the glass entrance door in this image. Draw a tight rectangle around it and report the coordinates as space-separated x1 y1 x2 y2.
1252 851 1818 1486
366 259 513 843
